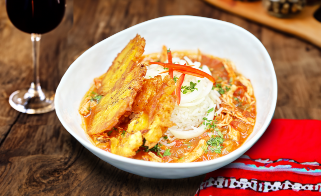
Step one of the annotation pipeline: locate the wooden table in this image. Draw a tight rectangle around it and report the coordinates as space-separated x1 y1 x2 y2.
1 0 320 195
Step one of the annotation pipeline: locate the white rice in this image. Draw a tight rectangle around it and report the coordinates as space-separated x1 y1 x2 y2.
145 55 222 140
168 96 213 131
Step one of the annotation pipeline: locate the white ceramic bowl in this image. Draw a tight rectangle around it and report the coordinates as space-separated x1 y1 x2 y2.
55 16 277 179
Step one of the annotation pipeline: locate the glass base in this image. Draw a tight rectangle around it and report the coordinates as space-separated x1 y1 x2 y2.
9 88 55 114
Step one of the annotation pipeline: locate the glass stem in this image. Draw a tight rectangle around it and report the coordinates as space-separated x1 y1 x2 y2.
29 33 45 100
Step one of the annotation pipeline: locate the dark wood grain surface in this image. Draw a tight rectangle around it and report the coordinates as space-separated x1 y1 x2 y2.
1 0 321 195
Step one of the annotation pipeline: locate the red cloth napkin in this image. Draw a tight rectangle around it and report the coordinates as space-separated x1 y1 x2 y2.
196 119 321 195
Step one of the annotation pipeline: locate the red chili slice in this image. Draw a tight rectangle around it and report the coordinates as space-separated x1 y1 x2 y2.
176 74 185 105
150 62 215 83
167 49 174 78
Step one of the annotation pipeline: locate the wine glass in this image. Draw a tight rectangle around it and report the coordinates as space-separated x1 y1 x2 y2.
6 0 66 114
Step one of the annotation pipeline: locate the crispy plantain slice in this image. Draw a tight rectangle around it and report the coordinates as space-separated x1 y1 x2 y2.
87 64 147 135
98 34 146 95
87 34 147 135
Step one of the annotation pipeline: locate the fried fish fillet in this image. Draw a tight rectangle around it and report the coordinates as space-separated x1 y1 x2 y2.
110 131 143 157
87 35 147 135
128 75 176 148
110 75 176 157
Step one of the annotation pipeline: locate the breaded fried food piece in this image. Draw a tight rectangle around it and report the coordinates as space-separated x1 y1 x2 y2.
87 35 147 135
160 45 168 63
128 75 176 148
98 34 146 95
88 64 147 135
110 131 143 157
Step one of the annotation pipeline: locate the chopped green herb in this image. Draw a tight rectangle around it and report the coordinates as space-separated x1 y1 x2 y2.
217 130 223 138
112 127 117 130
173 76 178 83
164 67 169 70
181 82 198 94
142 139 150 152
213 83 230 95
207 135 224 154
187 146 191 148
107 131 113 136
207 107 214 113
149 143 163 157
178 156 184 160
121 130 126 137
202 117 216 129
163 136 168 140
163 149 171 156
201 145 209 153
198 80 200 83
91 94 103 103
167 48 171 53
229 77 233 84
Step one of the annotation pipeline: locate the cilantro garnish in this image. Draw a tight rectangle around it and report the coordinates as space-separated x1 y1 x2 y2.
149 143 163 157
107 131 113 136
91 94 103 103
207 135 225 154
163 136 168 140
181 82 198 94
201 145 209 153
173 76 178 83
213 83 230 95
202 117 216 129
207 107 214 113
229 77 234 84
121 130 126 137
163 149 171 156
217 130 223 138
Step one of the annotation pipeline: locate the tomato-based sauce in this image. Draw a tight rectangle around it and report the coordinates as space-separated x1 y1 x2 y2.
79 50 256 163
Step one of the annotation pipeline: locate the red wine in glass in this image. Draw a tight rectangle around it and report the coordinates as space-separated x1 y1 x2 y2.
6 0 66 114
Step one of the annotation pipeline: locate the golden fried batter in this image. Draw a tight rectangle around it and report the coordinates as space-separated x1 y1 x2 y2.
88 64 147 135
98 34 146 95
81 35 176 158
86 35 147 135
129 75 176 148
110 131 143 157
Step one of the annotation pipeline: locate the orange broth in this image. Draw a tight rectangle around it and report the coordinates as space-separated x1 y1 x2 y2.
80 52 256 163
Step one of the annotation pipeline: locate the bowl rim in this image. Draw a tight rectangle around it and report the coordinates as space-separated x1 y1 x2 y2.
55 15 277 169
